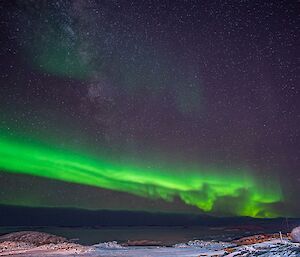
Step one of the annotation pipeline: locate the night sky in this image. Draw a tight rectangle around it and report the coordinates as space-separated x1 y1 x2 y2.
0 0 299 218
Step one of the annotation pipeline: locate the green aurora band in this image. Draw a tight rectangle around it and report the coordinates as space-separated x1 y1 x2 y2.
0 135 282 218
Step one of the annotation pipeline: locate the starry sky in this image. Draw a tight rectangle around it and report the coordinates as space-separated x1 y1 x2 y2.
0 0 299 218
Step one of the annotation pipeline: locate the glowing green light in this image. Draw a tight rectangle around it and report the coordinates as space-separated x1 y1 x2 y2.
0 135 282 217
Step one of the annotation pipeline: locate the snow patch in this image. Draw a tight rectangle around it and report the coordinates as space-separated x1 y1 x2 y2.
93 241 123 249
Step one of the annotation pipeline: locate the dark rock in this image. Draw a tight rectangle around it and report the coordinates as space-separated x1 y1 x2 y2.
121 239 164 246
233 233 281 245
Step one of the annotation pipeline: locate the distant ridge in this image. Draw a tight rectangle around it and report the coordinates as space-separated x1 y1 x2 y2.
1 204 298 227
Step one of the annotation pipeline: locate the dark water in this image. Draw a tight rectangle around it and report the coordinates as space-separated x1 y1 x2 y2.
0 224 290 245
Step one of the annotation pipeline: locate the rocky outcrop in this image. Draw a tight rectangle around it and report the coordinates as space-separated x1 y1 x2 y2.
0 231 68 246
223 241 300 257
0 231 93 256
122 239 164 246
232 233 283 245
291 226 300 243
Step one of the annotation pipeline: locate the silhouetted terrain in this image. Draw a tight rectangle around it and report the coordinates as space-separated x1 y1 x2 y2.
0 204 299 228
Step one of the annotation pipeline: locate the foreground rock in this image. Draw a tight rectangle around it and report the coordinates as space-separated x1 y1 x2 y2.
223 239 300 257
291 226 300 243
0 231 93 256
0 231 67 246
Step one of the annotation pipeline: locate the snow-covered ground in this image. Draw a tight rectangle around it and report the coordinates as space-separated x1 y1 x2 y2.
94 246 224 257
1 237 299 256
224 239 300 257
93 240 229 257
92 239 300 257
